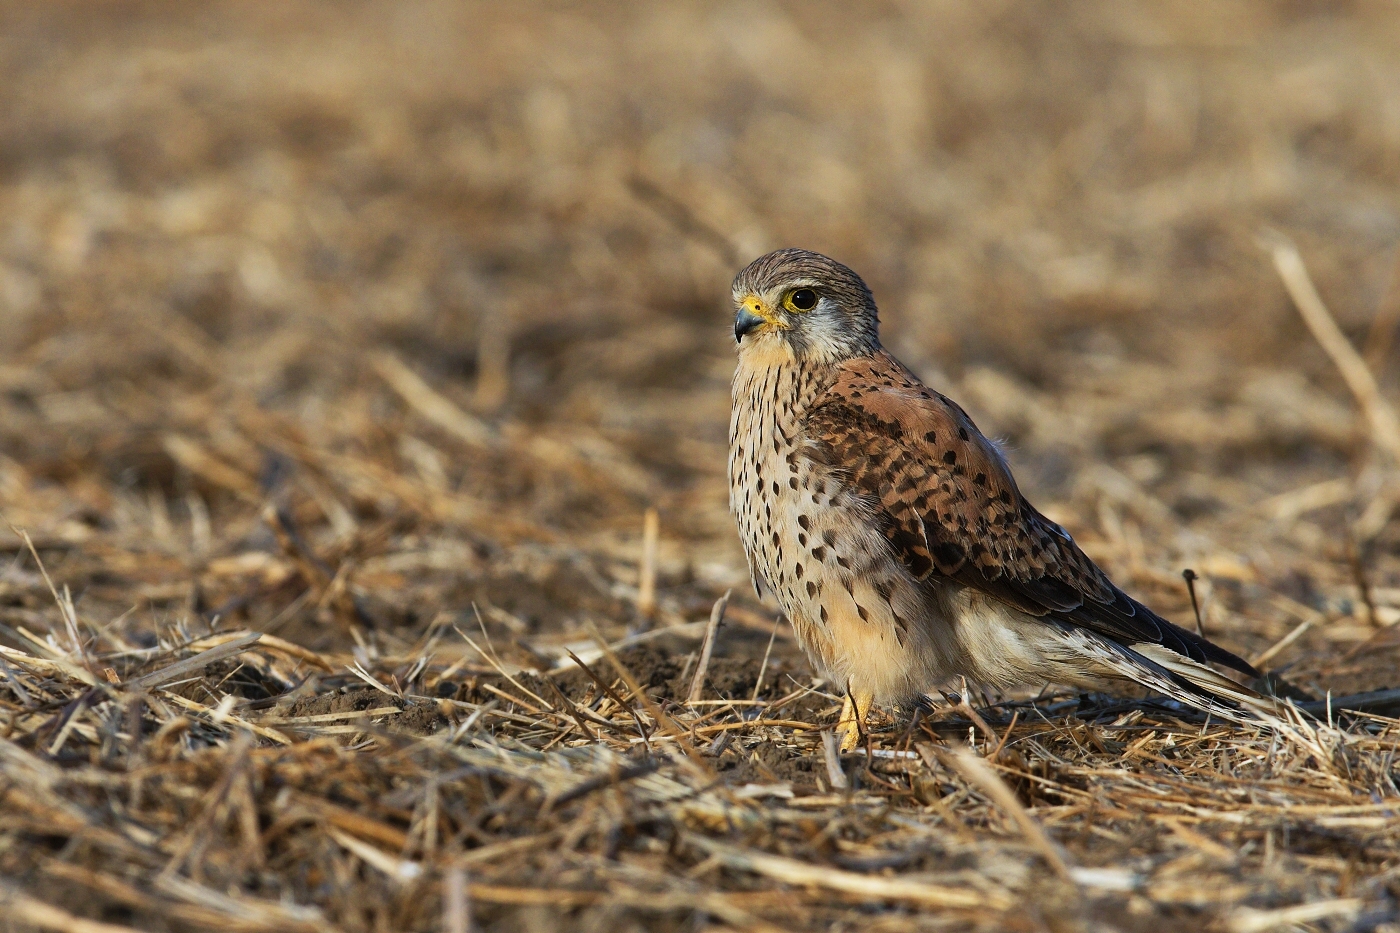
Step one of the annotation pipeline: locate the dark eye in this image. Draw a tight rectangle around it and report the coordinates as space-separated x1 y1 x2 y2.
789 288 817 311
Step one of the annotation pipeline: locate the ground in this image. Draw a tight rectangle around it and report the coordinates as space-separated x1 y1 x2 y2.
2 3 1400 932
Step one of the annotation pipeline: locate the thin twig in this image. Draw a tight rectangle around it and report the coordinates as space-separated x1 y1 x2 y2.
1250 619 1313 670
373 352 496 448
637 507 660 619
686 590 729 705
1182 568 1205 637
130 632 263 691
443 866 471 933
821 730 849 790
563 647 651 745
954 677 1002 750
1363 242 1400 373
1268 235 1400 463
585 623 715 779
14 526 92 675
919 743 1074 882
750 613 781 703
1345 529 1381 628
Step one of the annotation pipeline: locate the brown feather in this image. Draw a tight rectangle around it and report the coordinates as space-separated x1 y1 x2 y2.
802 350 1258 679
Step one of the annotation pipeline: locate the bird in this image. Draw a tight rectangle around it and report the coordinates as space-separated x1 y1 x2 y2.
727 248 1279 750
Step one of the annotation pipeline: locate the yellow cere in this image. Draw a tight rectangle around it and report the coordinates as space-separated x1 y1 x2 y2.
740 294 786 328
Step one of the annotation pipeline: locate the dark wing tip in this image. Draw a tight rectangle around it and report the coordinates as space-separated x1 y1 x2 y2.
1108 591 1261 680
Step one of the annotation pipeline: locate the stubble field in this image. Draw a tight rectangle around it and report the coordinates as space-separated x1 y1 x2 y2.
3 3 1400 931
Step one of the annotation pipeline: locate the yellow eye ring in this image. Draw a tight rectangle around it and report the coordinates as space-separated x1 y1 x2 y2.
785 288 818 312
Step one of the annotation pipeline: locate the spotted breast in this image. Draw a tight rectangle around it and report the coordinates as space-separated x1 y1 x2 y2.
729 348 946 708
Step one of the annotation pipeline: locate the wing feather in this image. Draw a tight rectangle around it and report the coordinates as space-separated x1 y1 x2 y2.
803 352 1258 679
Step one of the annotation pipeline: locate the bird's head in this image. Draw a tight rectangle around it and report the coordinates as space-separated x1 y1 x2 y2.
731 248 880 363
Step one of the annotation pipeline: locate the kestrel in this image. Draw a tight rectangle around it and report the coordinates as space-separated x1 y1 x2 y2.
728 248 1274 749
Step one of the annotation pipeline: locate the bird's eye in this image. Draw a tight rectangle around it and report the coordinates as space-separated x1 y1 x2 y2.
788 288 818 311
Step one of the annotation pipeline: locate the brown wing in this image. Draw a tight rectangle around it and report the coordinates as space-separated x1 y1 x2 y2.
803 352 1256 676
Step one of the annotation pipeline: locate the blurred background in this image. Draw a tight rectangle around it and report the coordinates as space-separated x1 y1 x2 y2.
3 0 1400 692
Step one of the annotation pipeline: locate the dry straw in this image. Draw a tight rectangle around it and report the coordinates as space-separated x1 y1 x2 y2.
4 4 1400 931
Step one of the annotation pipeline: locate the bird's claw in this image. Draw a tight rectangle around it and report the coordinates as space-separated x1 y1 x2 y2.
836 687 874 752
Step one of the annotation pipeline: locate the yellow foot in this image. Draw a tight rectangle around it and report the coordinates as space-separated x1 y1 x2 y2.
835 686 874 752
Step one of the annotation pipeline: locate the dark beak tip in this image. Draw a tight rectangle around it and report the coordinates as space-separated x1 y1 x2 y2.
734 308 764 341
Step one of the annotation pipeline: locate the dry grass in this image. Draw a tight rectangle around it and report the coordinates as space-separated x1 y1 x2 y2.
3 2 1400 931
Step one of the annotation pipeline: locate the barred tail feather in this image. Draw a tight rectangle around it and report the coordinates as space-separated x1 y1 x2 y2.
1129 643 1288 722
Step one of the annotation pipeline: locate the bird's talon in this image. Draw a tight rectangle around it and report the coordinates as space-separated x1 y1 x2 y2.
836 720 861 753
836 687 874 753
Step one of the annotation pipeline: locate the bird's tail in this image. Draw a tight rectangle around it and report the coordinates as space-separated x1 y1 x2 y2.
1127 642 1290 723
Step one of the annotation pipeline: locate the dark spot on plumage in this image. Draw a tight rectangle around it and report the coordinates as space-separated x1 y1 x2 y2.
942 450 957 465
771 531 780 546
788 477 797 489
812 546 826 562
931 541 965 570
797 533 807 546
807 580 817 597
795 563 804 579
857 604 869 622
959 427 969 440
923 430 937 443
820 605 829 623
843 579 855 596
836 555 850 569
888 529 926 558
973 472 986 486
822 530 836 546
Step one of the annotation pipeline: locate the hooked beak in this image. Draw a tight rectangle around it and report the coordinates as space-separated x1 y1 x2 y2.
734 306 765 341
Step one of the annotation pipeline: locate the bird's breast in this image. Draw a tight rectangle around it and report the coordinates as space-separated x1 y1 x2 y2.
728 359 885 614
730 362 809 588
